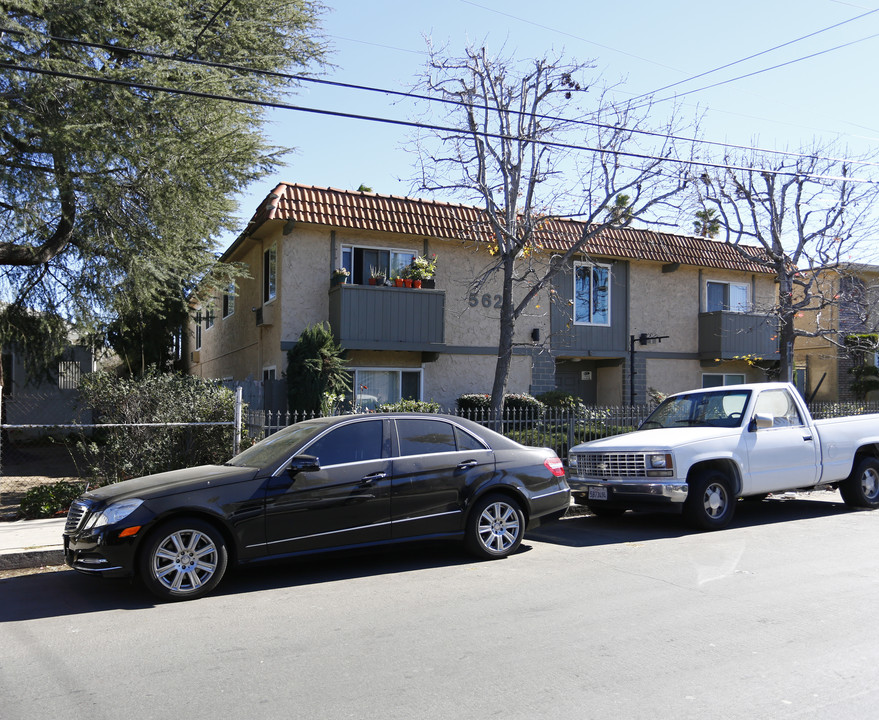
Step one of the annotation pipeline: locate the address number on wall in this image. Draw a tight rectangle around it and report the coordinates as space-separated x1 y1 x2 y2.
468 293 503 309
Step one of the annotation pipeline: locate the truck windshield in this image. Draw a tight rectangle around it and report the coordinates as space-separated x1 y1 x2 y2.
640 389 751 430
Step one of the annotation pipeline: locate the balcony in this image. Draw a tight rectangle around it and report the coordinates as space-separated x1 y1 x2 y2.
698 311 779 362
328 284 445 351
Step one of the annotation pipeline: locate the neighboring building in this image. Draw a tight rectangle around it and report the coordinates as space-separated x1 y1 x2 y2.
187 183 779 408
794 264 879 402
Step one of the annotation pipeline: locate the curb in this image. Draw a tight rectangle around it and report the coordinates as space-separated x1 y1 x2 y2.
0 548 65 570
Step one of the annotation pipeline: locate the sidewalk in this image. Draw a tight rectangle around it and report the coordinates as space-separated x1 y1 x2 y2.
0 517 66 570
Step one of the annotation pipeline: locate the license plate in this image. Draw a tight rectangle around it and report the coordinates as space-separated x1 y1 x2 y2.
588 486 608 501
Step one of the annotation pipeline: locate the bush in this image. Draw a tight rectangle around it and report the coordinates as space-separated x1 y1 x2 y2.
456 393 492 411
377 399 442 413
20 481 87 519
74 368 239 484
455 392 545 412
535 390 585 411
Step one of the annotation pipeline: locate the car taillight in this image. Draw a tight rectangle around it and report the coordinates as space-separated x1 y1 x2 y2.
544 456 566 477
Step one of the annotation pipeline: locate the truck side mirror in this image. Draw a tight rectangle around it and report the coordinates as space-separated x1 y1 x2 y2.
749 413 774 431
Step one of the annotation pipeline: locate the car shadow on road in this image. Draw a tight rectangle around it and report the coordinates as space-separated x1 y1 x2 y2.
528 493 859 548
0 543 487 622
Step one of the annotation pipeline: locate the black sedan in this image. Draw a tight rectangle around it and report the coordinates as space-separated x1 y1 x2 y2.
64 413 570 601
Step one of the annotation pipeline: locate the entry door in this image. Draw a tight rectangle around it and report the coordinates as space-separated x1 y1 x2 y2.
556 362 597 404
264 419 392 553
742 388 820 494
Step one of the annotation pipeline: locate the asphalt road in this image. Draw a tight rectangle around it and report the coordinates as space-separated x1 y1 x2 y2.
2 491 877 720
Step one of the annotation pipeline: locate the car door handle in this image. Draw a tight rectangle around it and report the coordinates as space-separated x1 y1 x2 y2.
457 460 479 470
360 472 387 484
803 435 813 442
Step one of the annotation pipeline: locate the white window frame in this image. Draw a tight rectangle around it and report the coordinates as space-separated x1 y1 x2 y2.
223 282 236 318
341 243 416 285
702 373 746 387
705 280 750 313
573 261 611 327
263 366 277 381
352 367 423 410
264 243 277 303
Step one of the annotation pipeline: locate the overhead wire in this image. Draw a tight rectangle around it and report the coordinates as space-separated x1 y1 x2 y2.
2 26 876 170
2 58 874 184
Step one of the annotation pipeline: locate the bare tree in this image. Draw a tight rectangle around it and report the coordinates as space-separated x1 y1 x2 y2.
699 145 879 383
411 45 694 415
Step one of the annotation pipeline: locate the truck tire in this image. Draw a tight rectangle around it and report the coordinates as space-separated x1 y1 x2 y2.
839 457 879 509
684 470 735 531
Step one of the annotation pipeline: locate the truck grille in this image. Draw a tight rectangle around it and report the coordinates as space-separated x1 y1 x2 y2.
572 452 647 478
65 500 91 534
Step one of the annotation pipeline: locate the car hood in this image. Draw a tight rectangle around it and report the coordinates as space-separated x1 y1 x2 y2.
82 465 260 504
571 426 740 452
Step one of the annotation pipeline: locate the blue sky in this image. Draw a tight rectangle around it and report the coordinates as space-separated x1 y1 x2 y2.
222 0 879 248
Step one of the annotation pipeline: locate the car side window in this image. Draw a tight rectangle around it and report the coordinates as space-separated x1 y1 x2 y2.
753 389 804 428
396 419 457 456
305 420 384 466
455 426 488 451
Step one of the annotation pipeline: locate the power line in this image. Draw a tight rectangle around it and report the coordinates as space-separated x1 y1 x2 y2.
2 59 875 185
628 8 879 104
3 26 876 170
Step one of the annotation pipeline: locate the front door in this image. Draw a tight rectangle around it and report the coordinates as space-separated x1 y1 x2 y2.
556 361 597 404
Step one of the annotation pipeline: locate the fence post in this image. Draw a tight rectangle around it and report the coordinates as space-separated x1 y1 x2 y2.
233 385 243 456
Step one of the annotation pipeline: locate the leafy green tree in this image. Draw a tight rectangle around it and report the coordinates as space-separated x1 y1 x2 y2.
0 0 326 378
692 207 720 237
286 323 351 413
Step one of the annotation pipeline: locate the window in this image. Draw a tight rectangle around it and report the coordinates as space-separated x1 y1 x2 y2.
573 262 610 326
263 367 276 381
204 308 215 330
702 373 745 387
341 244 415 285
58 360 81 390
754 388 804 427
194 311 202 350
396 419 457 456
263 243 277 302
706 281 749 312
223 282 235 318
305 420 384 466
353 368 422 410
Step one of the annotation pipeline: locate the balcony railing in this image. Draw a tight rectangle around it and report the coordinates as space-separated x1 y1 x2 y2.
328 283 445 351
698 311 778 361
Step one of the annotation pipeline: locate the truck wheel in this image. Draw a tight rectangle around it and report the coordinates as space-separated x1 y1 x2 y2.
684 470 735 531
839 457 879 508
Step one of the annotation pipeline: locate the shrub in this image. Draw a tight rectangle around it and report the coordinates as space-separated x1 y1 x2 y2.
287 323 350 413
456 392 545 412
456 393 491 411
20 481 87 519
74 368 239 484
377 399 442 413
535 390 585 411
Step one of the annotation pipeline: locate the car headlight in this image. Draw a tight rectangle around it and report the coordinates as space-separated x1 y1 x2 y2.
646 454 674 477
86 499 144 529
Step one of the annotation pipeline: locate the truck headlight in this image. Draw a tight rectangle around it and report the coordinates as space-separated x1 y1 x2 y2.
646 454 674 477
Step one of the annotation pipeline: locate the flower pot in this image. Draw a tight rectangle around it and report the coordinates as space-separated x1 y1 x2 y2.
394 278 404 287
404 279 413 288
421 278 435 289
413 279 422 289
369 278 376 285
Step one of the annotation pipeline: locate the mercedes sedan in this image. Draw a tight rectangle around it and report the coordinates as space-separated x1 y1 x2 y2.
64 413 570 601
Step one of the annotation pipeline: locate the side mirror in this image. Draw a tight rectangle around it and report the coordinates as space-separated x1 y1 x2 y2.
749 413 774 431
287 454 320 474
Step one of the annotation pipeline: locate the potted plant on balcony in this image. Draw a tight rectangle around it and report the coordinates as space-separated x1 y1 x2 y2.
369 265 386 286
407 254 437 288
331 268 350 287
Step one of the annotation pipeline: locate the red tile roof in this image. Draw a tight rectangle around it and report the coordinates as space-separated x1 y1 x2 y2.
239 182 774 274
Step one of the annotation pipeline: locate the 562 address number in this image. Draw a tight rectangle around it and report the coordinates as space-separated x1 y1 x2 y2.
469 293 502 309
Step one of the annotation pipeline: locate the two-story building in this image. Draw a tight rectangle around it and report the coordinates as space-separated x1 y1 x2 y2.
794 263 879 402
187 183 779 408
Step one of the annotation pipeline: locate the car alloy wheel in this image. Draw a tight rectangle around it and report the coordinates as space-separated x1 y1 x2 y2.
466 494 524 559
141 518 228 601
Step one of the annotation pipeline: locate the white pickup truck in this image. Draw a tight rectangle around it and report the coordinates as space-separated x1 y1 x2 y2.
568 382 879 530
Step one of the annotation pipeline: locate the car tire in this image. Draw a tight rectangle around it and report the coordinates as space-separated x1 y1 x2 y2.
839 457 879 508
466 494 525 559
140 517 228 601
684 470 735 531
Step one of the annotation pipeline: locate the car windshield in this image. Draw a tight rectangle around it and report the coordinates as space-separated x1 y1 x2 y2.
226 421 327 469
640 389 751 429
